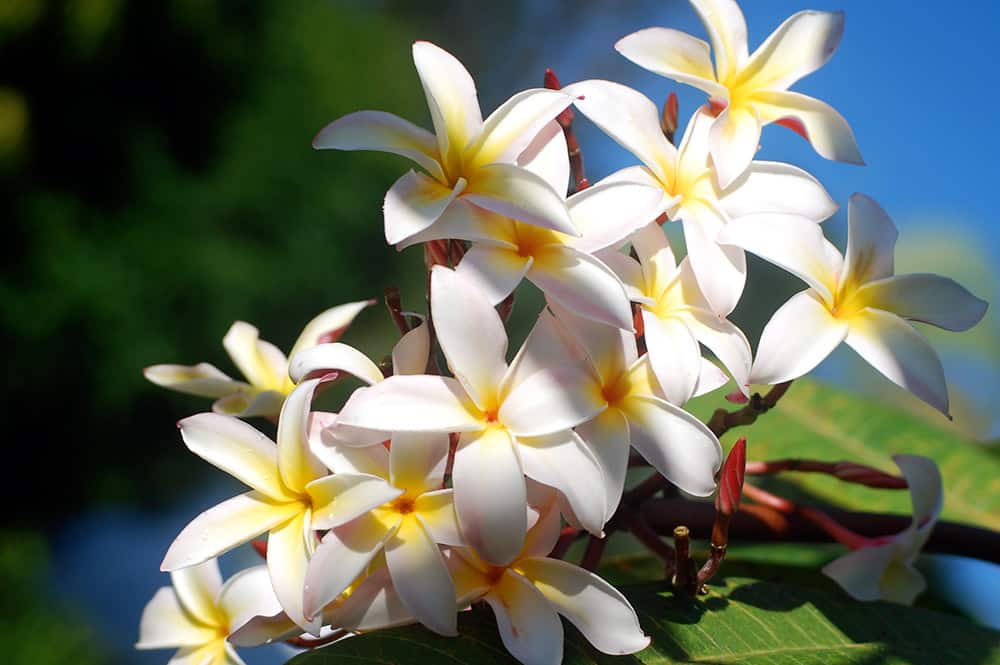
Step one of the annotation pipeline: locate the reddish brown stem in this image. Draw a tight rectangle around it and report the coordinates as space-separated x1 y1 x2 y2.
707 381 793 438
745 459 908 489
384 287 411 335
580 534 608 571
550 526 582 560
743 483 872 549
545 68 589 193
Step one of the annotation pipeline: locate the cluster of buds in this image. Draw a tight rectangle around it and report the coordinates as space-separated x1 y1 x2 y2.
137 2 987 664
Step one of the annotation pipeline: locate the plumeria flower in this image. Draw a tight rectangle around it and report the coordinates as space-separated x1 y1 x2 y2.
448 493 649 665
602 222 751 406
722 193 988 415
564 82 836 314
161 379 350 633
334 266 606 565
144 301 371 418
313 41 578 246
822 455 942 605
136 559 283 664
541 300 723 519
615 0 863 186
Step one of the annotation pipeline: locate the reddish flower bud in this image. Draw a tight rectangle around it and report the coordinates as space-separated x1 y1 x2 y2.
252 539 268 558
544 68 574 127
661 92 679 142
725 390 749 404
716 437 747 517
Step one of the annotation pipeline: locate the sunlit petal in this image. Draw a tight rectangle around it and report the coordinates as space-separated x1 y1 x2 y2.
529 245 633 330
392 316 432 376
690 0 749 82
267 510 320 633
709 104 760 189
415 489 463 547
500 366 606 437
739 10 844 92
217 566 282 637
336 375 483 433
721 161 837 222
412 41 482 166
288 343 383 386
641 311 701 407
465 163 577 236
681 201 746 315
752 90 863 165
384 170 466 246
470 89 573 168
144 363 246 399
277 379 327 494
455 244 533 305
856 274 988 333
307 473 402 530
574 409 630 522
222 322 287 393
564 178 668 254
385 516 457 636
485 572 564 665
390 431 450 496
136 587 214 649
614 27 726 97
170 559 224 627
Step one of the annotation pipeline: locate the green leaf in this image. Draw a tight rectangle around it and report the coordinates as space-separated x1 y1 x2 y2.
286 577 1000 665
686 380 1000 530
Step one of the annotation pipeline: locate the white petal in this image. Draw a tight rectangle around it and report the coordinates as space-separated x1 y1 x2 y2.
266 511 319 633
690 0 749 82
521 490 563 558
455 244 533 305
170 559 224 627
470 89 573 168
893 454 943 530
614 27 726 96
821 544 898 602
693 358 730 396
307 473 402 530
573 409 631 522
547 297 637 384
465 163 577 236
709 104 760 189
161 492 300 571
500 366 606 437
309 415 390 474
144 363 246 399
136 587 214 649
178 414 292 501
385 516 457 636
415 489 464 547
561 79 676 184
841 192 899 287
721 160 837 222
336 375 483 433
752 90 863 165
528 245 634 330
501 308 595 404
564 178 668 254
218 566 282 636
845 308 949 415
383 170 466 246
681 202 746 315
277 379 326 494
390 431 449 495
288 343 383 386
877 560 927 605
621 394 722 497
675 108 714 178
857 274 988 333
641 311 701 407
739 10 844 92
396 197 516 250
631 221 678 299
751 290 848 386
484 572 564 665
599 249 648 303
169 643 229 665
683 308 752 391
303 514 397 619
228 612 299 648
312 110 444 182
518 120 570 196
517 557 650 655
211 390 284 419
392 317 432 376
412 41 482 167
452 427 526 565
289 300 372 359
431 265 508 409
328 566 414 632
222 322 288 392
515 429 607 536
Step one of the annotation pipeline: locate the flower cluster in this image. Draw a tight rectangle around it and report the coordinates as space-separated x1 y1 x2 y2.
138 2 987 665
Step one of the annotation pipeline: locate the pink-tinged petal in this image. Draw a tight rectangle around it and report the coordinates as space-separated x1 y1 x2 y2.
392 316 431 376
842 192 898 287
518 120 569 196
845 308 949 415
574 409 630 522
565 179 669 254
431 265 508 409
396 198 517 250
306 473 402 530
222 322 288 392
751 290 848 386
452 427 526 566
547 299 637 383
752 90 863 165
501 366 607 437
144 363 246 399
218 566 282 636
136 587 214 649
161 492 300 571
641 311 701 407
385 516 457 636
412 41 482 168
267 511 320 634
718 213 840 302
562 80 676 184
614 27 726 97
455 244 533 305
288 300 372 360
384 170 466 246
303 513 398 619
529 246 634 330
515 429 606 536
415 489 463 547
522 488 563 558
178 413 292 502
211 390 284 419
709 104 760 189
621 394 722 497
683 308 752 391
893 455 943 532
517 557 650 655
680 201 746 315
276 379 326 494
739 11 844 92
821 543 900 602
857 274 988 333
170 559 224 627
465 163 577 236
390 431 449 495
690 0 748 82
336 375 483 433
327 566 415 632
470 89 573 168
486 572 564 665
312 110 444 182
693 358 730 396
288 343 383 386
721 160 837 222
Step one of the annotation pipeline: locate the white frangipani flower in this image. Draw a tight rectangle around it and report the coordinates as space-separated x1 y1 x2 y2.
602 222 751 406
723 193 988 415
822 455 942 605
144 301 371 418
314 41 578 246
564 81 836 315
616 0 863 186
136 560 283 664
335 266 606 565
448 494 650 665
